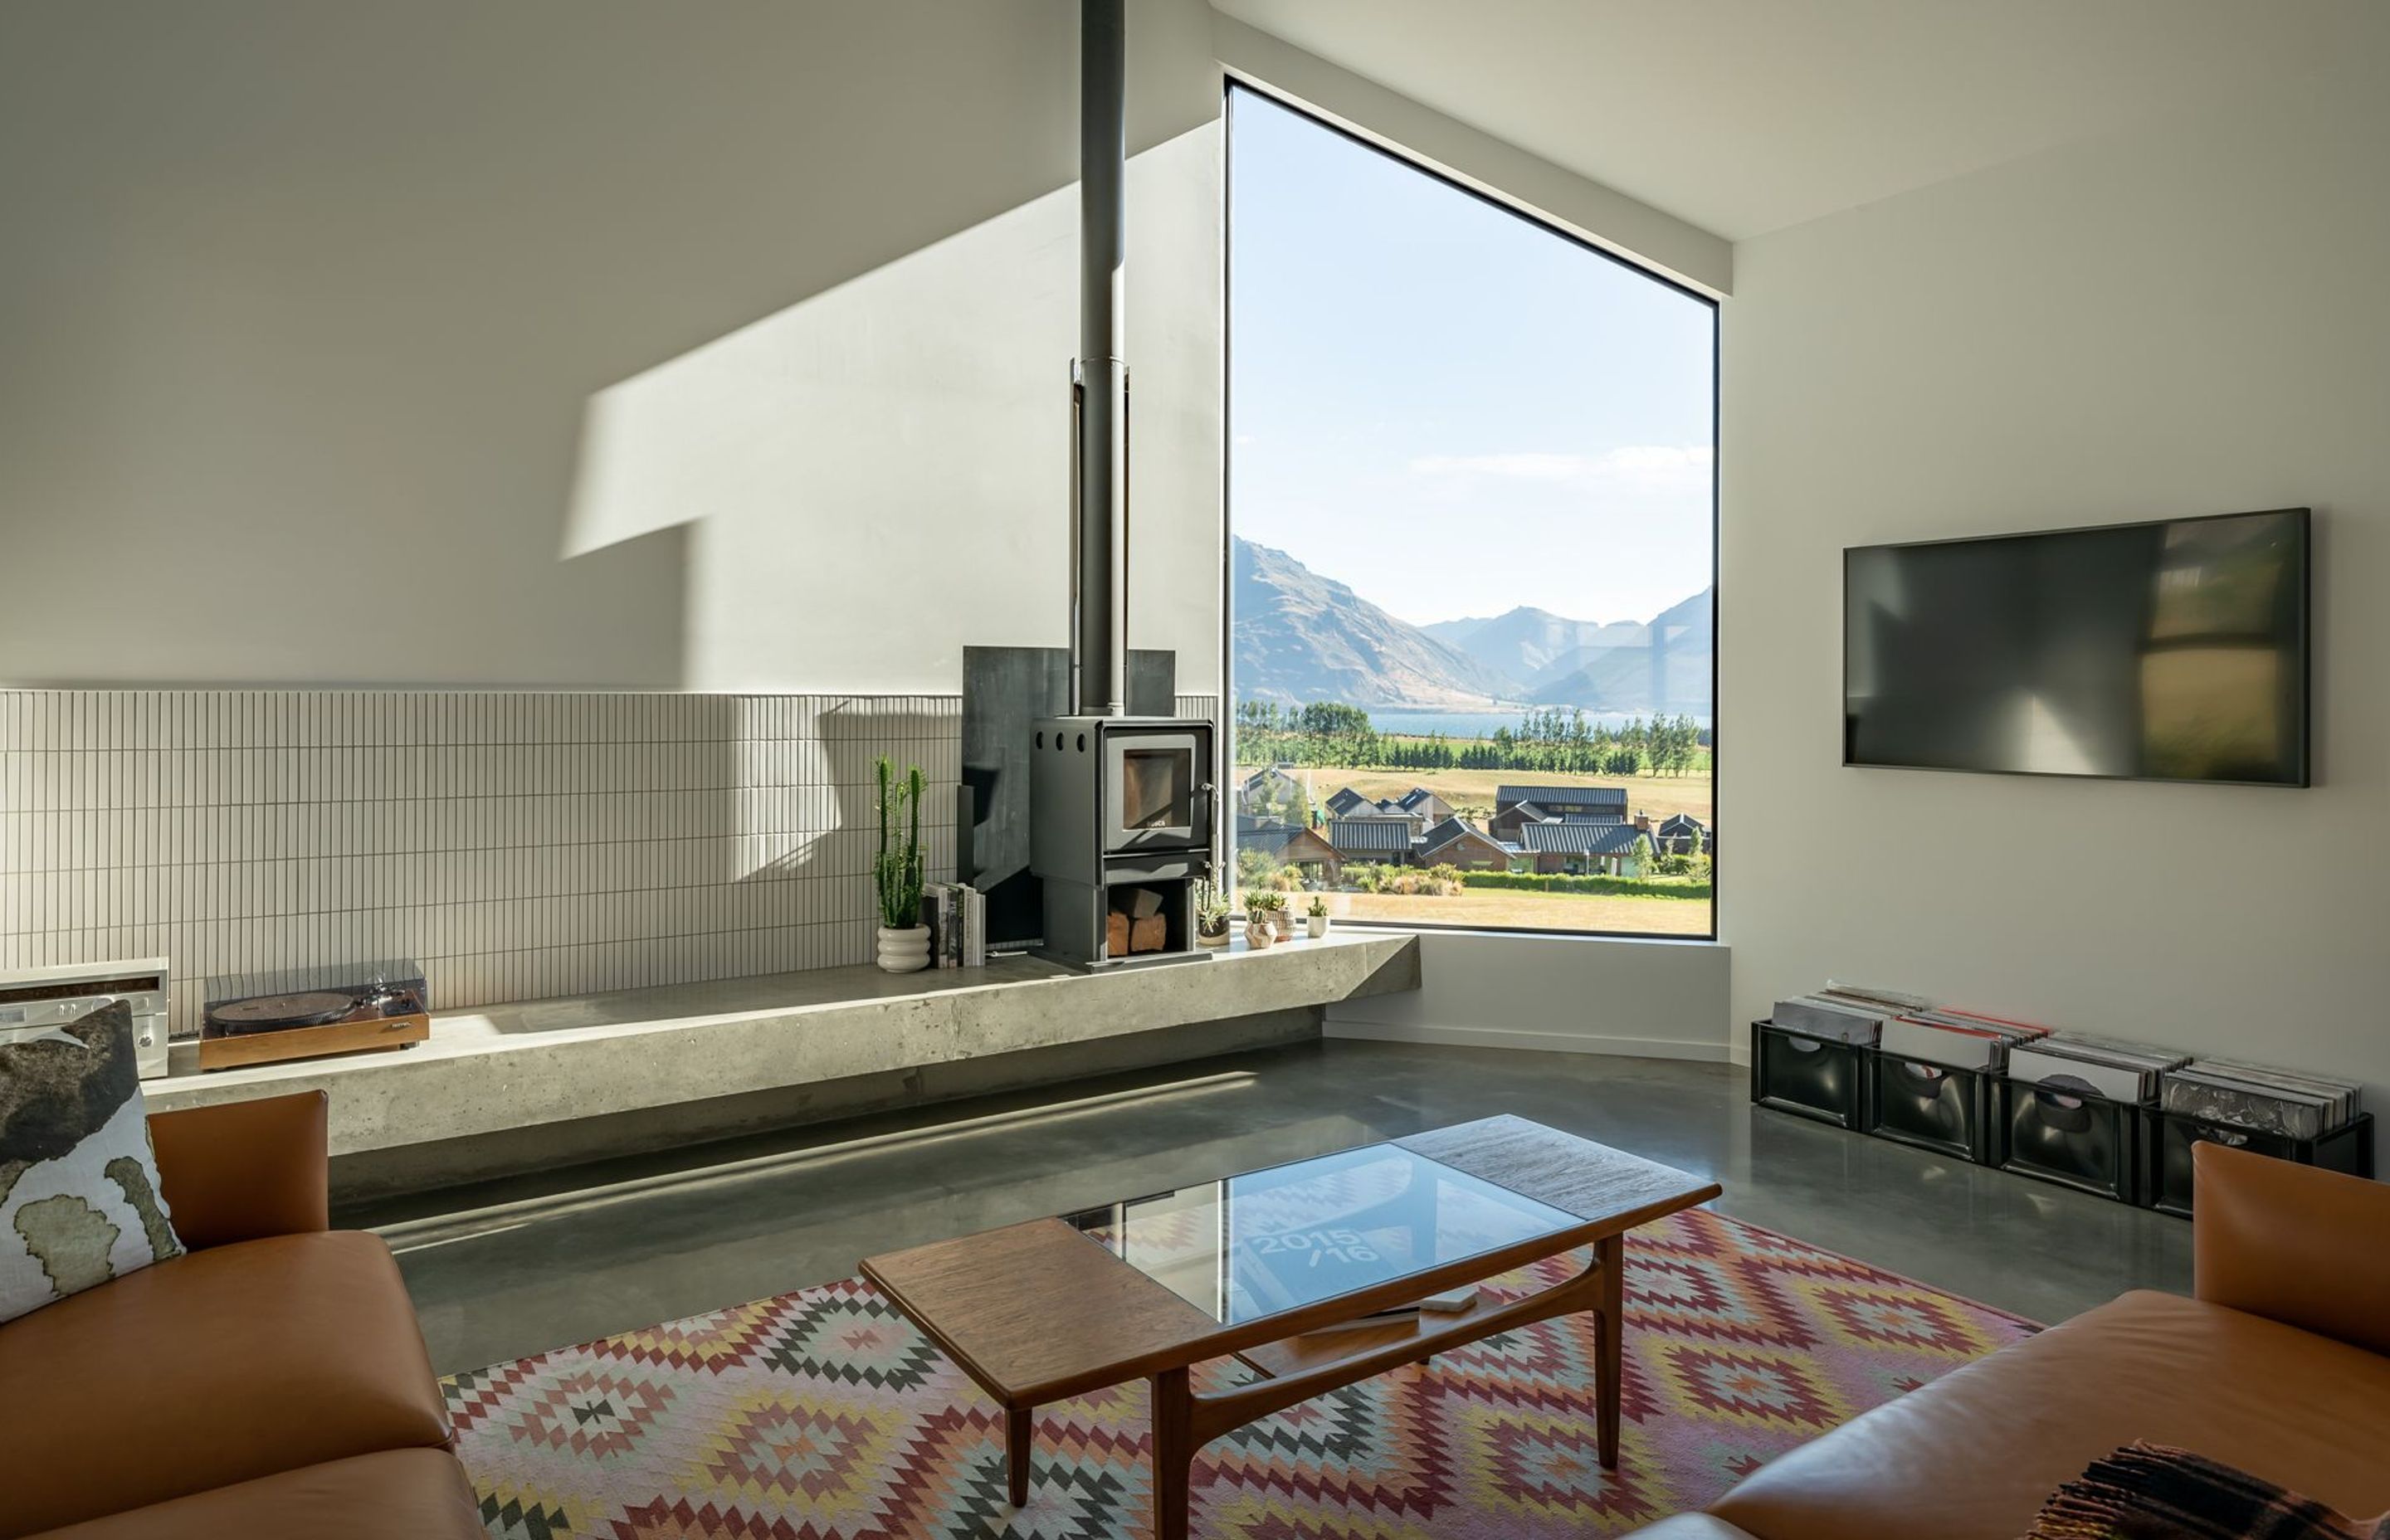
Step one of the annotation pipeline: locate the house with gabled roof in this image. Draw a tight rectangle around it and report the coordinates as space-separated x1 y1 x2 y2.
1489 783 1628 840
1417 816 1512 871
1394 786 1453 825
1237 814 1342 886
1324 786 1374 818
1517 817 1653 876
1654 812 1711 856
1325 816 1417 861
1241 764 1303 802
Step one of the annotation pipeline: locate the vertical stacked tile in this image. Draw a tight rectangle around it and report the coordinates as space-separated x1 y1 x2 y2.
0 690 965 1037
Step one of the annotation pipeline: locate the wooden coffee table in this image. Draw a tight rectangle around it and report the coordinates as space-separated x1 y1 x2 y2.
860 1114 1719 1539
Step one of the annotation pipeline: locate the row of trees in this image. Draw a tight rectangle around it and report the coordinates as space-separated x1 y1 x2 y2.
1232 701 1710 777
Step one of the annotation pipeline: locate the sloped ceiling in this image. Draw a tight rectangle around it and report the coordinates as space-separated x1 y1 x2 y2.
1212 0 2389 240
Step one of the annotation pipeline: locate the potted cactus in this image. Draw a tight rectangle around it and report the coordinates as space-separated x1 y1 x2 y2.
1243 899 1276 949
1250 889 1290 941
873 756 929 972
1194 880 1232 949
1305 894 1330 940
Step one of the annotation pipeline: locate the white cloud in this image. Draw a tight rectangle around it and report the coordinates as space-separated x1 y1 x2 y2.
1408 444 1714 492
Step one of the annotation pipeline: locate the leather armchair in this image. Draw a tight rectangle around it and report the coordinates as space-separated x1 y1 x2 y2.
4 1091 480 1540
2192 1138 2390 1357
1630 1146 2390 1539
147 1091 331 1249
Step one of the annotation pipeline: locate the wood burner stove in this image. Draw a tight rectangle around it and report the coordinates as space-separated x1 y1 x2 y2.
1031 715 1215 969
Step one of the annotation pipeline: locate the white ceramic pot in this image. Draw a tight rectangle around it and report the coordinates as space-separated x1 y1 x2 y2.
1244 919 1275 949
1197 925 1230 949
876 924 932 973
1305 914 1329 940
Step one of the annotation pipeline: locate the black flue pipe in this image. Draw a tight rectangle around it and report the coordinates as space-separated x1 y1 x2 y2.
1071 0 1128 717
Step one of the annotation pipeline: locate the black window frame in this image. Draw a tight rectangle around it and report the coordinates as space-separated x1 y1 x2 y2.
1219 77 1721 943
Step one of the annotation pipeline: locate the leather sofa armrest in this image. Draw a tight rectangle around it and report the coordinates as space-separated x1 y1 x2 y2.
147 1092 331 1249
2193 1138 2390 1357
1620 1517 1764 1539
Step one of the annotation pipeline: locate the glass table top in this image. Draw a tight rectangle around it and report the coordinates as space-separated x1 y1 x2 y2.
1061 1141 1580 1325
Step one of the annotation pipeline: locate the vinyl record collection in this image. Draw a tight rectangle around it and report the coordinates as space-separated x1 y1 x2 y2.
1755 979 2372 1211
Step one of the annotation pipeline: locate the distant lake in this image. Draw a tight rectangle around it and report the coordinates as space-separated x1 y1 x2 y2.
1360 708 1711 739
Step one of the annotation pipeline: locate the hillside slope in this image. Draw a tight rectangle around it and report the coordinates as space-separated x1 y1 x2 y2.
1232 539 1513 707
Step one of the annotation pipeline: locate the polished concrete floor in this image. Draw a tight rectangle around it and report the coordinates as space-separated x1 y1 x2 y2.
353 1038 2194 1377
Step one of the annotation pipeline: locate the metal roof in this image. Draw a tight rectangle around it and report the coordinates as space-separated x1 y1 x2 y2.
1419 816 1503 853
1495 784 1629 811
1326 818 1417 855
1518 821 1649 855
1239 820 1335 861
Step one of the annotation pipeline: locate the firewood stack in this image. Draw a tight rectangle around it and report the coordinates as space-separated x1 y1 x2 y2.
1105 885 1168 956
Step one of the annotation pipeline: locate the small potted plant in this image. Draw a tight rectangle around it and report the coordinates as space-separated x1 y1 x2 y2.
1255 887 1292 938
1243 899 1277 949
1305 894 1330 940
873 756 929 972
1194 880 1232 949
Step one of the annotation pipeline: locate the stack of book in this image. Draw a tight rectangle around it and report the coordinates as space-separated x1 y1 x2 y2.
1878 1006 2052 1074
2161 1058 2363 1141
2007 1035 2189 1104
919 883 986 968
1768 981 1931 1045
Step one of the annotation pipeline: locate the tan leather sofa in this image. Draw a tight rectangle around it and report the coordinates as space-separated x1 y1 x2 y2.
0 1093 482 1540
1632 1143 2390 1539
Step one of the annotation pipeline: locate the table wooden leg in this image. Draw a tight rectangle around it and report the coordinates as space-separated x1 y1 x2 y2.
1593 1234 1624 1469
1150 1366 1193 1540
1007 1405 1033 1507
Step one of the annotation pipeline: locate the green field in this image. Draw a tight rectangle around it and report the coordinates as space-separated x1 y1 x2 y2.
1325 889 1713 936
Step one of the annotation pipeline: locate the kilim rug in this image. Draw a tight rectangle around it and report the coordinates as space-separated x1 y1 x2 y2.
444 1206 2038 1538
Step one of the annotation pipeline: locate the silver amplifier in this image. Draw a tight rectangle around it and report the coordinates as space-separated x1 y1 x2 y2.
0 958 173 1079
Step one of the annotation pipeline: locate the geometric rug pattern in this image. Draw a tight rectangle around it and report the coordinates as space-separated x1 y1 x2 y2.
444 1207 2037 1538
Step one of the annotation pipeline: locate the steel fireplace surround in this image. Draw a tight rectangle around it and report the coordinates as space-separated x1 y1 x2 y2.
1031 716 1215 969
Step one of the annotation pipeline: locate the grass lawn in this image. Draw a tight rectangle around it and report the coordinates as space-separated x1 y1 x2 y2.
1321 889 1713 936
1240 763 1714 826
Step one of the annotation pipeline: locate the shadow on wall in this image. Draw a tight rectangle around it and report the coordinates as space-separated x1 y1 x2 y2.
0 2 1217 691
558 123 1224 697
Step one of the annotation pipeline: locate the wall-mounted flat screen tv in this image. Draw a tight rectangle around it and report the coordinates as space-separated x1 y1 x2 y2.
1844 509 2310 786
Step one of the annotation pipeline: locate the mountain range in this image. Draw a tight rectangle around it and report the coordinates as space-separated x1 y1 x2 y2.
1234 536 1712 715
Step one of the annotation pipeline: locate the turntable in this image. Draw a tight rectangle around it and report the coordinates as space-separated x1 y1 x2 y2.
199 966 430 1071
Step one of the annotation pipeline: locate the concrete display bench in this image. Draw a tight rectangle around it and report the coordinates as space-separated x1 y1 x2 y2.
147 932 1422 1196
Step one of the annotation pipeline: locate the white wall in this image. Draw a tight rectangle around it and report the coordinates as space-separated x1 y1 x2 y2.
1724 75 2390 1104
0 0 1223 692
1326 933 1733 1061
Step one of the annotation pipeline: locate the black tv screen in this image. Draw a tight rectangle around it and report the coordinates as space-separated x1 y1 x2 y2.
1844 509 2309 786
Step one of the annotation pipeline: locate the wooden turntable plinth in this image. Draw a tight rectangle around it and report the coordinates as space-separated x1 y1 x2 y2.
199 985 432 1071
198 1011 429 1070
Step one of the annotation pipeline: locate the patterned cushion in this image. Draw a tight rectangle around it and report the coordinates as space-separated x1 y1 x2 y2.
0 999 185 1325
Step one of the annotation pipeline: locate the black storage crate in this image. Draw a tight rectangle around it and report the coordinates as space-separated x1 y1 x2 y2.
1999 1080 2146 1202
1750 1020 1868 1128
1866 1049 1997 1164
2147 1110 2374 1218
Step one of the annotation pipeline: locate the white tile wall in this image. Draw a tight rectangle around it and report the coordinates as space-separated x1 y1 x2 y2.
0 690 1217 1037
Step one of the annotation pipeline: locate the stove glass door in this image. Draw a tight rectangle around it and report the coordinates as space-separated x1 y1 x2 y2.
1105 730 1207 851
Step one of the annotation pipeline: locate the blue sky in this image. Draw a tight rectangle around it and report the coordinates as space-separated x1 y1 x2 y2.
1229 88 1716 628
